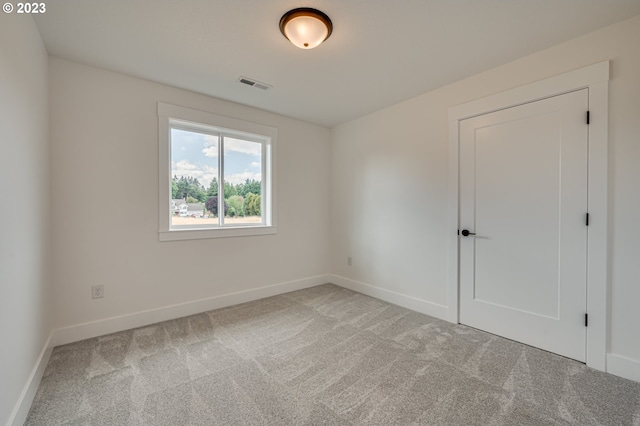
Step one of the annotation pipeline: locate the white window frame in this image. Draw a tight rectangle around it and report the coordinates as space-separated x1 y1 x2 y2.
158 102 277 241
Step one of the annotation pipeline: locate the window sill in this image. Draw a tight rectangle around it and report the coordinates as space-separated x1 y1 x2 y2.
159 226 277 241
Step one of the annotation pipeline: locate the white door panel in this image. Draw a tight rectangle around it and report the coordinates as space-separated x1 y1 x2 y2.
459 89 588 361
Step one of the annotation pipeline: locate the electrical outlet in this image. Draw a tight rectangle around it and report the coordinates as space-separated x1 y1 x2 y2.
347 256 352 266
92 285 104 299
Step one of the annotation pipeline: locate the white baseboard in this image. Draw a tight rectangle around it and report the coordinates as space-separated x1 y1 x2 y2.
53 274 330 347
329 274 449 321
606 353 640 383
8 331 53 426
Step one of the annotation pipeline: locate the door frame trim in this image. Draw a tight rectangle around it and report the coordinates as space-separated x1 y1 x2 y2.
447 61 609 371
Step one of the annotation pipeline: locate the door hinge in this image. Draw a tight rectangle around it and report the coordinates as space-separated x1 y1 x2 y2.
586 213 590 226
586 111 590 125
585 313 589 327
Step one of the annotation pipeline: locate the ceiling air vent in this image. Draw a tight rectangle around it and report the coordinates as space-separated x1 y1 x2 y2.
237 76 272 91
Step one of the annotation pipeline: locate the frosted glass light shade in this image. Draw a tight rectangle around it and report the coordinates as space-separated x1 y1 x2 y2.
280 8 333 49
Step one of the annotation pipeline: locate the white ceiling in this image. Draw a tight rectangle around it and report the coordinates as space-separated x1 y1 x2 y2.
34 0 640 127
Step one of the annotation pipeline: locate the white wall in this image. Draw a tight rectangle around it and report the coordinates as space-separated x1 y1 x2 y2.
331 15 640 371
49 57 331 331
0 15 52 425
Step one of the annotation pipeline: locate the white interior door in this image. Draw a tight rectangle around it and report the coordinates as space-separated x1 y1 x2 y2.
459 89 589 362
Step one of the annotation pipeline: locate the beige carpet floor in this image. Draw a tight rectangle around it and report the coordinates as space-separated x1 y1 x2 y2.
26 284 640 425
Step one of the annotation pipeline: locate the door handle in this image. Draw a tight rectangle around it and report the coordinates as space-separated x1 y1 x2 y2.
461 229 476 237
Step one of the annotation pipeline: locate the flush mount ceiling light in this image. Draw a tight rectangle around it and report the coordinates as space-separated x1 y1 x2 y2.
279 8 333 49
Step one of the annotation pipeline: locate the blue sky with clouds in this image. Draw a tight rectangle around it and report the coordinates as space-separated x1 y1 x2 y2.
171 128 262 188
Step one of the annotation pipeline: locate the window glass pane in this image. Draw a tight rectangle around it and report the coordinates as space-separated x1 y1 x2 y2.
223 137 263 225
170 128 219 227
